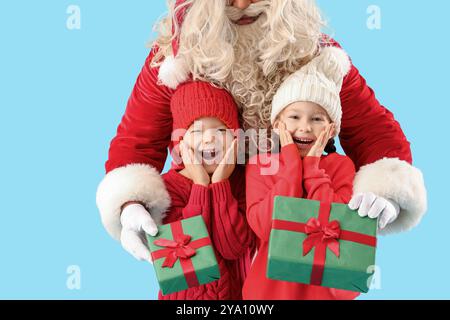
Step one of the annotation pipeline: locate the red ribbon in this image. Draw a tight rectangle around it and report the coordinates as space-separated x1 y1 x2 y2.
272 201 377 286
151 220 211 288
153 234 197 268
303 218 341 258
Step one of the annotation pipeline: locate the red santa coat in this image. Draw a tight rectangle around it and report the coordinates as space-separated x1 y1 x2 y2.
243 144 359 300
96 38 426 245
157 166 255 300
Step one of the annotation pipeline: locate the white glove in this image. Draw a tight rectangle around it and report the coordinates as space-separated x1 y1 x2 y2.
348 192 400 230
120 203 159 263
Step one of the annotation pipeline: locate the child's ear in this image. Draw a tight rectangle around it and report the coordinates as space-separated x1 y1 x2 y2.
177 141 181 156
330 122 336 137
273 119 280 130
178 140 184 156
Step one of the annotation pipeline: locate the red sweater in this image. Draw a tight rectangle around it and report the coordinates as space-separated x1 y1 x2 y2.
158 166 255 300
243 144 360 300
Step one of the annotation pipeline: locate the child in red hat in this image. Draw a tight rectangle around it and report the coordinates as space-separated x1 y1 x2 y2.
157 81 255 300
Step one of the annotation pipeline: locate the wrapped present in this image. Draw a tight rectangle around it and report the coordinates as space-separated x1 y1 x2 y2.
146 215 221 295
267 196 377 293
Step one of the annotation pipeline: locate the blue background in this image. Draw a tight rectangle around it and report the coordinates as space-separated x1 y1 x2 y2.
0 0 447 299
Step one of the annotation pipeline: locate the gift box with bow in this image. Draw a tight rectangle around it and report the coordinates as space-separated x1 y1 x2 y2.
146 215 221 295
267 196 377 293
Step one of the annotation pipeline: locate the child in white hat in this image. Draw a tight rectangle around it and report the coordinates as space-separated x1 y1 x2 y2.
243 47 360 300
270 46 349 157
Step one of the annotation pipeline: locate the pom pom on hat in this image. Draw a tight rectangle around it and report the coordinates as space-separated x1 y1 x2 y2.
157 0 192 89
315 46 352 84
158 54 190 90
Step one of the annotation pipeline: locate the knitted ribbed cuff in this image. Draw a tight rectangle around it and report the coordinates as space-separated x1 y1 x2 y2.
279 144 302 180
189 184 210 205
210 179 232 202
280 143 300 160
302 156 321 174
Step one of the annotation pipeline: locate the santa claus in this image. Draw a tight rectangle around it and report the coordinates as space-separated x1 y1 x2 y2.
96 0 427 267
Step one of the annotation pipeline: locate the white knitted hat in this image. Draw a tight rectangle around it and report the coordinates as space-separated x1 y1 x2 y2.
270 46 351 136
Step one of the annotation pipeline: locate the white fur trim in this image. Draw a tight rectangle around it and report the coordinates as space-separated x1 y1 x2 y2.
96 164 171 241
158 54 190 89
353 158 427 235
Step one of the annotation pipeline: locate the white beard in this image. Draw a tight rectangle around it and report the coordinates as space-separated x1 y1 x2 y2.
219 14 275 130
162 0 321 130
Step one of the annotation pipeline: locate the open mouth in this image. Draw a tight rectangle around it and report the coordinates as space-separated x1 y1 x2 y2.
293 137 314 149
202 149 217 161
234 13 262 25
200 148 224 165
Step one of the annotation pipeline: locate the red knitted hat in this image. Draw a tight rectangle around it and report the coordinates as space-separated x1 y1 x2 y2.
171 81 240 132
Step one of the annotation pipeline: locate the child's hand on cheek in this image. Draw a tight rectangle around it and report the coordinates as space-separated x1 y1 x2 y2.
306 123 335 158
211 138 238 184
278 121 294 148
180 141 210 187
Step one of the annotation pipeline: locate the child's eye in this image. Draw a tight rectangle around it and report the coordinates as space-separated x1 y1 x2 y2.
312 117 323 121
288 115 299 120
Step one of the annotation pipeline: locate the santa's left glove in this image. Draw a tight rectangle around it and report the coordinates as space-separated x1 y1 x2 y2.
120 203 159 263
349 192 400 230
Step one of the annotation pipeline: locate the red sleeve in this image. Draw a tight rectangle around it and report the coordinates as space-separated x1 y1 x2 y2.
209 178 254 260
302 155 355 204
182 184 212 233
327 38 412 170
246 144 303 242
105 47 174 173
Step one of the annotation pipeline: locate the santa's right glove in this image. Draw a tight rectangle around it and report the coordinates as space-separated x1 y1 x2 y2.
120 203 159 263
349 192 400 231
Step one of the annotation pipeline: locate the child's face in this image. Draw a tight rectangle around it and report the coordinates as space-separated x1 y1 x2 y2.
182 117 235 174
274 101 335 157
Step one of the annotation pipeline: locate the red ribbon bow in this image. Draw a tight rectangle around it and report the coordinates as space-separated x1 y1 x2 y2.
303 217 341 257
153 234 197 268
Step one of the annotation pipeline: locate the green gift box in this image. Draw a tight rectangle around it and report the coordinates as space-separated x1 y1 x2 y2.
267 196 377 293
146 215 221 295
